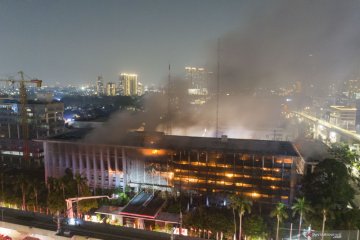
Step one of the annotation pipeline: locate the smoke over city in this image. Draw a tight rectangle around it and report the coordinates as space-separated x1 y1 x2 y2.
210 0 360 94
86 0 360 142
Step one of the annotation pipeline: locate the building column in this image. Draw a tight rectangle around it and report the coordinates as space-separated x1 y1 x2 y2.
289 156 296 204
7 123 11 138
59 143 65 174
65 144 70 169
17 124 20 139
122 147 127 191
114 147 119 187
107 147 111 189
49 143 56 178
93 148 97 190
44 142 49 183
138 218 144 229
79 146 84 175
100 147 105 188
86 146 91 185
71 144 77 176
118 215 123 226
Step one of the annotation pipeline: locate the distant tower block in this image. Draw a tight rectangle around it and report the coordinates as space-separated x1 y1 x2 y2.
106 82 116 96
96 76 104 96
119 73 138 96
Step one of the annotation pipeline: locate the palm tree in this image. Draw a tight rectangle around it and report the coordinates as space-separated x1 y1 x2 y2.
16 174 28 210
29 179 39 212
228 198 237 240
47 177 65 214
229 194 252 240
271 202 288 240
292 197 312 240
74 173 87 218
320 199 334 240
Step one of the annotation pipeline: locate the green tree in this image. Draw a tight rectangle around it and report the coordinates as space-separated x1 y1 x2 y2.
243 215 267 240
229 194 252 240
47 177 66 213
292 197 312 240
184 206 232 239
270 202 288 240
183 206 208 238
329 143 359 175
337 208 360 233
302 159 354 208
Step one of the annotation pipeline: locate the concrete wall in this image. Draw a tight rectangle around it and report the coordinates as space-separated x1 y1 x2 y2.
0 221 100 239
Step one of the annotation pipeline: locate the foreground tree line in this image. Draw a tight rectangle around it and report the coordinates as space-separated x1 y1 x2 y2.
0 167 102 215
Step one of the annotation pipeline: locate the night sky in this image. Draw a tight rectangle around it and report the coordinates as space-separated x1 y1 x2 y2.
0 0 248 86
1 0 360 90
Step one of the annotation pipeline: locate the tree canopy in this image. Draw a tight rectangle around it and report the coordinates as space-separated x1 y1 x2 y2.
302 158 354 208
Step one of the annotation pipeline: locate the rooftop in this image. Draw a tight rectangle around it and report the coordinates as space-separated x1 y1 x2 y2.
120 191 165 219
294 139 330 163
43 129 300 157
330 105 357 111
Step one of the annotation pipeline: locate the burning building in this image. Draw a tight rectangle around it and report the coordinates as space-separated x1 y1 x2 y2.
39 130 304 205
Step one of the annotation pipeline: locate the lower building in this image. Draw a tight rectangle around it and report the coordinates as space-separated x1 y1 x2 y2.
0 98 64 139
38 130 304 205
329 105 357 131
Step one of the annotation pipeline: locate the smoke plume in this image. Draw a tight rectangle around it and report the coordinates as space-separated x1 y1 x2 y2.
86 0 360 141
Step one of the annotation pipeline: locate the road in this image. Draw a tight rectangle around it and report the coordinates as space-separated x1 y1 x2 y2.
0 207 201 240
293 111 360 142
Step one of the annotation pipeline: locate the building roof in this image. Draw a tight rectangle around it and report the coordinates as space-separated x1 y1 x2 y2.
95 205 123 215
95 204 180 223
43 129 300 157
294 139 330 163
120 191 165 219
330 105 356 111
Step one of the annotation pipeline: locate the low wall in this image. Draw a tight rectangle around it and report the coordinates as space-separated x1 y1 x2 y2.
0 221 99 240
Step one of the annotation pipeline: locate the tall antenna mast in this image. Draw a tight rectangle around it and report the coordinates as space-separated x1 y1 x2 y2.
215 39 220 138
167 64 172 135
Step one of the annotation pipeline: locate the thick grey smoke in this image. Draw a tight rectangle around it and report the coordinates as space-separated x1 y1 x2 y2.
207 0 360 95
86 0 360 141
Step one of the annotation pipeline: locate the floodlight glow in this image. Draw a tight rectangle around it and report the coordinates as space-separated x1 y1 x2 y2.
68 218 76 225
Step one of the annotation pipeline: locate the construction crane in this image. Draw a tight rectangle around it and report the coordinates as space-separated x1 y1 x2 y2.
0 71 42 161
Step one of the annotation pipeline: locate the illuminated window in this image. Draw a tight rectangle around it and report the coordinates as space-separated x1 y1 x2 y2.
225 173 234 178
283 158 292 164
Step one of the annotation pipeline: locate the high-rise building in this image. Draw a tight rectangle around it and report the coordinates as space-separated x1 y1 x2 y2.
96 76 104 96
185 67 210 95
185 67 212 104
137 82 144 96
119 73 138 96
344 79 360 99
106 82 116 96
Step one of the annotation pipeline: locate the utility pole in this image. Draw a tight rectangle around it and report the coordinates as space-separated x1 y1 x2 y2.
216 39 220 138
167 64 172 135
